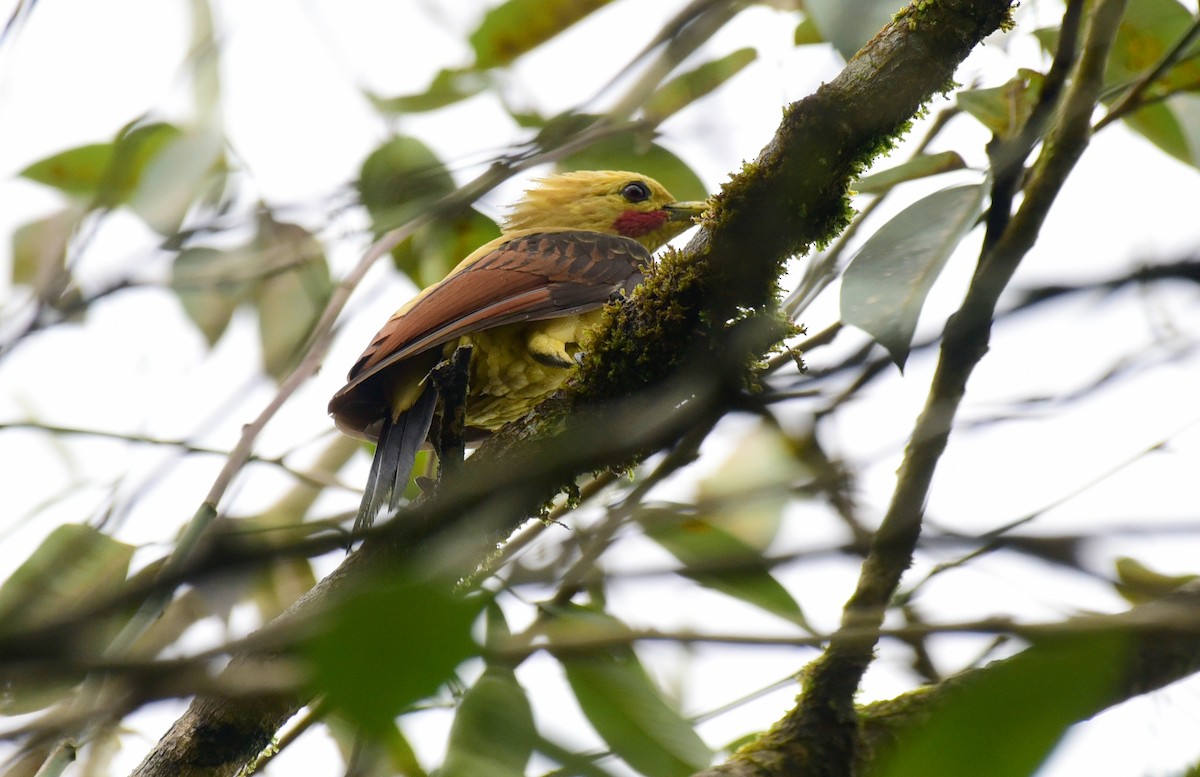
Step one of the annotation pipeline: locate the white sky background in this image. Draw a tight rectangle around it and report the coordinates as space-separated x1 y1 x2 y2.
2 0 1200 775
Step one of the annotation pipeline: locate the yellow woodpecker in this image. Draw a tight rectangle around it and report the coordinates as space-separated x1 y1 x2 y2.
329 170 706 529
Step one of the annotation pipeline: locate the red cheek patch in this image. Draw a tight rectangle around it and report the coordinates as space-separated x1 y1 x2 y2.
613 209 668 238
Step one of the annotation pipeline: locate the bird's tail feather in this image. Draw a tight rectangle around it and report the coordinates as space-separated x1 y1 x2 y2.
354 386 437 533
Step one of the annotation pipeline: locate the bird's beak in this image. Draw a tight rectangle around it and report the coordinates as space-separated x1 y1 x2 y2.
663 201 707 223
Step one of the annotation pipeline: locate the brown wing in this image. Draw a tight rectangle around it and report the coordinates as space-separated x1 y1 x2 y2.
328 230 651 436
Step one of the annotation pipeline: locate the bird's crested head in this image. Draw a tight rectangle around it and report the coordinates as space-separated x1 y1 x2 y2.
503 170 706 251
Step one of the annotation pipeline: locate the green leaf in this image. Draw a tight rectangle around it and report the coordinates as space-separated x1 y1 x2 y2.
369 68 491 114
171 246 252 346
11 208 79 298
186 0 221 118
99 121 184 208
856 152 969 196
956 70 1045 140
806 0 895 60
470 0 614 69
1039 0 1200 165
0 523 134 632
554 607 711 777
559 137 706 202
794 17 824 46
358 136 457 233
322 716 427 776
641 510 805 624
19 121 185 208
531 111 605 152
642 48 757 127
442 604 535 777
425 208 501 286
253 215 333 381
1121 99 1194 163
841 183 985 370
0 524 134 714
128 124 226 235
639 427 810 623
392 207 501 289
20 143 115 198
1106 0 1200 93
17 121 226 225
1171 93 1200 163
442 665 536 777
510 108 551 129
305 577 484 736
872 632 1128 777
1114 555 1198 604
252 558 319 623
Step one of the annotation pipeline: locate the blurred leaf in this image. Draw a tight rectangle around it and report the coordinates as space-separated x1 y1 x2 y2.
17 120 226 226
559 137 707 201
643 429 806 623
0 669 84 719
187 0 221 117
0 524 134 714
470 0 614 69
806 0 895 60
0 523 133 631
554 606 711 777
11 208 79 304
128 124 226 235
99 121 184 208
126 587 214 659
872 632 1127 777
699 425 805 549
1171 93 1200 162
305 577 484 735
325 714 427 776
385 726 428 777
1107 0 1200 93
253 559 319 622
642 48 757 126
1121 99 1195 163
370 68 491 114
1038 0 1200 165
855 151 968 195
641 510 805 624
171 246 251 345
20 143 115 198
1032 26 1058 53
359 136 457 233
794 16 824 46
533 111 604 152
510 107 551 129
441 666 536 777
957 70 1045 140
245 458 337 621
393 207 501 288
1114 556 1198 604
841 184 985 370
253 215 333 381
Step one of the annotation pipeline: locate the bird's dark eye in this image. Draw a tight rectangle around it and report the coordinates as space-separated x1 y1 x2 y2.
621 181 651 202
